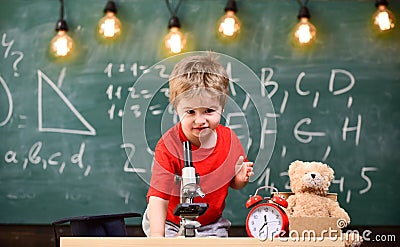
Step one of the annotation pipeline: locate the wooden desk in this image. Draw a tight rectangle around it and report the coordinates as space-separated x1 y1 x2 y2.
60 237 345 247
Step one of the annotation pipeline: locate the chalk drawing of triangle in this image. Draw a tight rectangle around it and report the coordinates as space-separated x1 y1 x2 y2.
37 70 96 136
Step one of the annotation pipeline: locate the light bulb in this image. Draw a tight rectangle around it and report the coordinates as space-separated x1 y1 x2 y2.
218 10 240 37
293 17 316 45
98 12 121 38
293 6 316 46
164 16 186 54
49 20 73 57
50 30 73 57
98 1 121 39
373 5 395 31
164 27 186 54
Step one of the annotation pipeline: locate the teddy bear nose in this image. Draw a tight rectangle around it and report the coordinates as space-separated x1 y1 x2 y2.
311 173 316 179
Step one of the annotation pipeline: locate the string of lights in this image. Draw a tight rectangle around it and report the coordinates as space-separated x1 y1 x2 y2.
49 0 397 58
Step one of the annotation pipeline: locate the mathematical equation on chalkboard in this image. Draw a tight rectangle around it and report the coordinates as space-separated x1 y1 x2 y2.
0 33 378 204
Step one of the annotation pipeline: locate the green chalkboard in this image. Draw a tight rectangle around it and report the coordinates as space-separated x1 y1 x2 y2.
1 0 399 226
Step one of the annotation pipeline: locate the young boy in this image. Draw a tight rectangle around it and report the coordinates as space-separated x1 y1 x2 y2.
143 54 254 237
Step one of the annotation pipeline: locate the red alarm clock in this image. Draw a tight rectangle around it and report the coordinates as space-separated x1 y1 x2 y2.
245 186 289 240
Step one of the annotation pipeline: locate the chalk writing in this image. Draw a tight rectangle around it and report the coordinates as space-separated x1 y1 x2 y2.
104 62 168 79
342 115 362 146
260 113 279 149
359 167 378 195
11 51 23 77
0 75 12 127
2 141 91 176
1 33 24 77
106 83 156 120
260 67 278 98
329 69 355 95
294 118 326 143
121 143 146 173
0 33 24 127
226 62 239 96
1 33 14 59
37 70 96 136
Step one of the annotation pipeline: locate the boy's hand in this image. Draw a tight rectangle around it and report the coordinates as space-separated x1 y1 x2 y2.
232 156 254 189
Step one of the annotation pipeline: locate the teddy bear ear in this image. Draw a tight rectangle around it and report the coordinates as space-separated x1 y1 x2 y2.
323 163 334 180
288 160 302 177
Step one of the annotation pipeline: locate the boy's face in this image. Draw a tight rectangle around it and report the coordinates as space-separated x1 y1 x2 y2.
176 95 223 146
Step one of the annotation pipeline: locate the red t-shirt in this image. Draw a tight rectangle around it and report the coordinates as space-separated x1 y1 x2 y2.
146 123 246 226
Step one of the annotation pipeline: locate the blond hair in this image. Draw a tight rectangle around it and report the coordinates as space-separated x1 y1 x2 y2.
169 53 229 108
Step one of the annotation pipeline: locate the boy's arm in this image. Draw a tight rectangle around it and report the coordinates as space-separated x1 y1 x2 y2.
148 196 169 237
230 156 254 190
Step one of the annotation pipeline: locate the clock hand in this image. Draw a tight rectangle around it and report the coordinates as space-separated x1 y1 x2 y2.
260 218 281 234
261 215 268 226
259 222 267 231
259 215 268 233
259 225 269 237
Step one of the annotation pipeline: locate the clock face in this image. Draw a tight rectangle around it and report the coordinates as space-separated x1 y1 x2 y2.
246 204 284 239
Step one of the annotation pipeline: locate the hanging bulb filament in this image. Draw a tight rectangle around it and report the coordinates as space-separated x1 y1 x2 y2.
293 6 316 46
50 19 73 57
218 10 240 37
164 16 186 54
373 2 395 31
98 1 122 39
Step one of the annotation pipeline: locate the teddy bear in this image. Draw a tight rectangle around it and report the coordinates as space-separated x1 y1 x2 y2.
286 160 362 247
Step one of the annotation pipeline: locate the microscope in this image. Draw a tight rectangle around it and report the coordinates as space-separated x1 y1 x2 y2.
173 141 208 237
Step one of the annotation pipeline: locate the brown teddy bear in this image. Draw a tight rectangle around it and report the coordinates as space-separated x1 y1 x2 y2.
286 160 362 247
286 160 350 219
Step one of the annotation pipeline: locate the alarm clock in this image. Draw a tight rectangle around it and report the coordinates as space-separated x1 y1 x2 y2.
245 186 289 239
